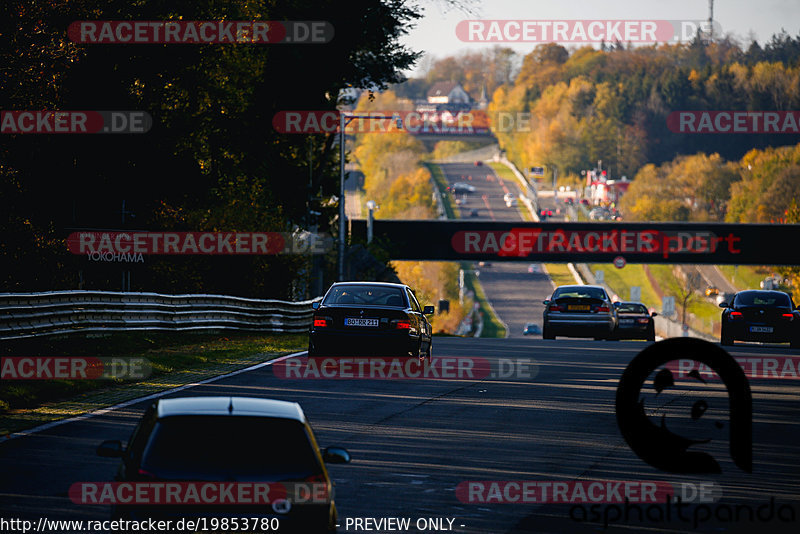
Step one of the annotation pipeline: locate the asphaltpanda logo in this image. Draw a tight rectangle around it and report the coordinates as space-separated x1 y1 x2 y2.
615 337 752 473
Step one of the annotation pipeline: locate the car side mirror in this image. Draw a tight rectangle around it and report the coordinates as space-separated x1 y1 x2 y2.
322 447 351 464
423 305 435 315
651 312 658 317
718 302 728 308
312 301 320 310
613 302 621 308
96 440 124 458
542 300 550 306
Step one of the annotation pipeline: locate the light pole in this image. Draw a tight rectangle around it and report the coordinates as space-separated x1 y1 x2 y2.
338 112 402 281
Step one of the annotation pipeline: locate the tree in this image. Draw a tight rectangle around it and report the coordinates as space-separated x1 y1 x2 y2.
676 270 704 327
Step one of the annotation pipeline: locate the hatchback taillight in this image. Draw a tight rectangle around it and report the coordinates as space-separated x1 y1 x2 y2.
730 311 743 318
549 304 562 312
782 313 794 320
596 306 609 312
637 318 650 324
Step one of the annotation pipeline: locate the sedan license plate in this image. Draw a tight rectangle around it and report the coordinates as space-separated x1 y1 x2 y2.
345 317 379 327
749 326 773 333
568 305 590 311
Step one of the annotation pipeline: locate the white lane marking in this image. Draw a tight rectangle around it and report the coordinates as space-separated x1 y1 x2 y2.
0 350 306 443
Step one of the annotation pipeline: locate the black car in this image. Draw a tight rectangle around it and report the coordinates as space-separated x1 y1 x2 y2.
719 290 800 348
96 396 351 533
613 301 656 341
309 282 434 358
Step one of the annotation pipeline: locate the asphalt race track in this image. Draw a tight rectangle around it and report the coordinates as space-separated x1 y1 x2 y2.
1 165 798 534
1 338 799 534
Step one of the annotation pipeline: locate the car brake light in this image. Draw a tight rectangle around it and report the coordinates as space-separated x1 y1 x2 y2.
313 316 331 327
782 313 794 320
394 320 411 330
637 318 650 324
730 311 743 318
137 468 156 478
596 306 609 312
549 304 562 312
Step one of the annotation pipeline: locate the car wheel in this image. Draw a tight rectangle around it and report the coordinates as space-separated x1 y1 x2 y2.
720 325 734 346
542 325 555 340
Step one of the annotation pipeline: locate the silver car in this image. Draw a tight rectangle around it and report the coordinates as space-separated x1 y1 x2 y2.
542 285 617 340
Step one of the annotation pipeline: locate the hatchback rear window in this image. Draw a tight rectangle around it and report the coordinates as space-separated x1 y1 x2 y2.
141 416 320 479
553 287 606 300
734 292 791 308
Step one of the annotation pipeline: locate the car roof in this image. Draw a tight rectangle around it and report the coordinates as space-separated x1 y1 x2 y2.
156 396 305 422
555 285 605 291
329 281 409 289
737 289 787 295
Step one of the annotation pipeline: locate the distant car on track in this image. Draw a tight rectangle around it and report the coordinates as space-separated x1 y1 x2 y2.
613 301 656 341
719 290 799 348
705 286 719 297
522 323 542 335
474 160 483 166
309 282 433 358
451 182 476 195
96 396 351 532
469 209 479 217
542 285 617 340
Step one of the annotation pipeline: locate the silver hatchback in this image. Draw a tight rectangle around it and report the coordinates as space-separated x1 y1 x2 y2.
542 285 617 340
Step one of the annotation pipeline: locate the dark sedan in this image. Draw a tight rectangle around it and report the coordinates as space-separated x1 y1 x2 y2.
613 301 656 341
308 282 433 358
719 290 800 348
542 285 617 340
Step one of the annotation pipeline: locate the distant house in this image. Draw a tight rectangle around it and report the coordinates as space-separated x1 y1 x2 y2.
426 82 471 105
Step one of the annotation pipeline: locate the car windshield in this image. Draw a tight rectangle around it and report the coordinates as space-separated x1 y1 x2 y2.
734 291 792 308
324 285 407 307
553 287 606 300
617 303 648 314
141 416 320 480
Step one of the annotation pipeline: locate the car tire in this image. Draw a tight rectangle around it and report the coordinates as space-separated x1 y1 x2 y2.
646 325 655 342
720 325 734 346
542 325 555 340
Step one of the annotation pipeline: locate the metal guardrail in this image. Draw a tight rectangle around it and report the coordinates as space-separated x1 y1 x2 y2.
0 291 321 340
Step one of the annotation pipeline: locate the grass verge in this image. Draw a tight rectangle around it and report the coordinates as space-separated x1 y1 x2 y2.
462 265 507 338
423 162 459 219
588 264 661 309
542 263 576 289
0 331 307 435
